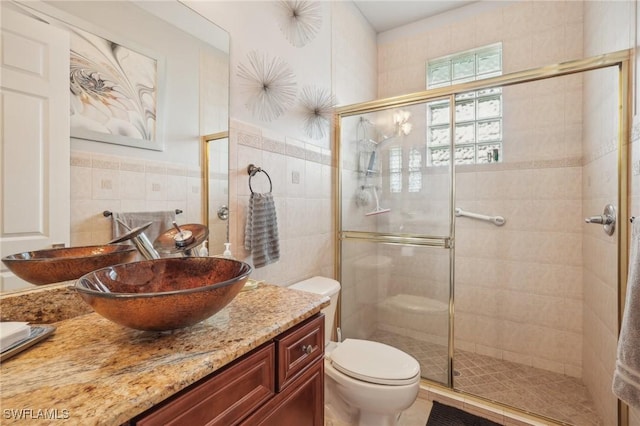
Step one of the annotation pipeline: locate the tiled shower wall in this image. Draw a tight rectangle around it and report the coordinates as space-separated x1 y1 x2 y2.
581 66 620 426
630 110 640 426
632 116 640 425
370 1 636 425
583 1 636 425
454 75 585 376
377 2 583 99
374 1 586 372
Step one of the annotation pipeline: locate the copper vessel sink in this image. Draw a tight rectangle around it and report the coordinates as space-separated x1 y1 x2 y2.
1 245 137 285
75 257 252 331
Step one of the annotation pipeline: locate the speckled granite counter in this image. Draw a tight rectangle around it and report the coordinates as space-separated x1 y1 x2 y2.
1 282 93 323
0 283 328 425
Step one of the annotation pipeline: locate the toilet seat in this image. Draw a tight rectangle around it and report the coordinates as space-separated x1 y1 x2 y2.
329 339 420 386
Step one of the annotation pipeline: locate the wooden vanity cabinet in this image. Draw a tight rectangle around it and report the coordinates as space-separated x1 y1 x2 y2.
133 344 275 426
240 360 323 426
130 314 324 426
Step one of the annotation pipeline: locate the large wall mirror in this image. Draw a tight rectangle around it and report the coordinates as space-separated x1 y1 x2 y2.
0 0 229 291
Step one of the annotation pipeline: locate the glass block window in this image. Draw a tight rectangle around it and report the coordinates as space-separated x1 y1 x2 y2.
426 44 503 166
408 148 422 193
389 147 403 193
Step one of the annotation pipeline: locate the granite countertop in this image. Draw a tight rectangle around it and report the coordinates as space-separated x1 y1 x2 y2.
0 283 329 425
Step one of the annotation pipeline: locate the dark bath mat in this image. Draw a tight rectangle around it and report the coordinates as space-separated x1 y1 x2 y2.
426 401 502 426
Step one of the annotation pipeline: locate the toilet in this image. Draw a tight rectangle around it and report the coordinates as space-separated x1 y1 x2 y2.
289 276 420 426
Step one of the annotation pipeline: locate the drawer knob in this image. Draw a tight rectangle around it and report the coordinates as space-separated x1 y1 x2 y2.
302 344 313 355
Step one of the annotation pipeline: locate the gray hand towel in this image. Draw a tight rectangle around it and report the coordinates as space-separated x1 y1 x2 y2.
244 192 280 268
613 219 640 409
111 211 176 243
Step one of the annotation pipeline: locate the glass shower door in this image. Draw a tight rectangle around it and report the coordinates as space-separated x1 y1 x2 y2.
336 51 629 426
337 105 454 385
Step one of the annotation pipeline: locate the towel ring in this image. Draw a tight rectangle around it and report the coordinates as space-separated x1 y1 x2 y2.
247 164 273 194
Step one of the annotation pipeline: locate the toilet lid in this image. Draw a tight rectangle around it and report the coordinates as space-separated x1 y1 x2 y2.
329 339 420 386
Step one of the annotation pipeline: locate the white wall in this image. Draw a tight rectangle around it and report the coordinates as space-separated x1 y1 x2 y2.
331 1 378 106
186 1 332 150
16 0 376 286
184 1 377 282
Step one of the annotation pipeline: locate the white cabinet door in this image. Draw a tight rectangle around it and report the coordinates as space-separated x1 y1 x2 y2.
0 6 70 291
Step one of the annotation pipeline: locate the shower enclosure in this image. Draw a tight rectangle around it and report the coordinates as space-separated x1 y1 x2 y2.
335 51 630 426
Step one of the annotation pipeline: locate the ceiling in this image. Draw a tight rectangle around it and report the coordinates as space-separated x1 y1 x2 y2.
353 1 477 33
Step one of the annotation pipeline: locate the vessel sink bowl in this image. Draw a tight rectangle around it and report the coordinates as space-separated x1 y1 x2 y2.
1 245 137 285
75 257 252 331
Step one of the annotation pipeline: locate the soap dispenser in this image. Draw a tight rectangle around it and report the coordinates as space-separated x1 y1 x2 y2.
222 242 234 259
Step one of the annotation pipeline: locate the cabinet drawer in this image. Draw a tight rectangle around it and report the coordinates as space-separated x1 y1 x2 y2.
134 344 275 426
275 314 324 391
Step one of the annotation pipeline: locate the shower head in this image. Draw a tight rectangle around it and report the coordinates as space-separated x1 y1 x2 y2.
373 134 395 147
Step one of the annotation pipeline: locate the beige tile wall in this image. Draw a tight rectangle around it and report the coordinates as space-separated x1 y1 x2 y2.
581 130 619 425
454 78 584 372
227 120 334 286
70 120 335 289
377 1 583 99
369 0 587 375
69 151 202 247
582 1 635 424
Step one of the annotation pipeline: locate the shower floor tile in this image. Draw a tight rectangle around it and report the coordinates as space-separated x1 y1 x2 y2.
369 329 603 426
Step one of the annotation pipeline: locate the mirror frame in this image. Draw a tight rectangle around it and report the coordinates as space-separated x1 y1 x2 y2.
201 131 229 253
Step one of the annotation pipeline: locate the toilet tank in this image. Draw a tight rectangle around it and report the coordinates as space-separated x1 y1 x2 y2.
289 276 340 346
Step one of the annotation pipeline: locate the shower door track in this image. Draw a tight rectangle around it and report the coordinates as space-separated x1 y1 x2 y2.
334 49 632 426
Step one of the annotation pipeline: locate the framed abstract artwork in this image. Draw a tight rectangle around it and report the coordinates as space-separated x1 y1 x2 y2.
60 22 163 151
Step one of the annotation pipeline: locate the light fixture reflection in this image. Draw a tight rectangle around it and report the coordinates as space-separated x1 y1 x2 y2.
394 110 412 136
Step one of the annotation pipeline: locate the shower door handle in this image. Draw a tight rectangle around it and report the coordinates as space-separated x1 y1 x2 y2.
585 204 616 236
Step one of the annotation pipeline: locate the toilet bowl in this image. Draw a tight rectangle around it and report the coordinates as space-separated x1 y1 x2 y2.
289 276 421 426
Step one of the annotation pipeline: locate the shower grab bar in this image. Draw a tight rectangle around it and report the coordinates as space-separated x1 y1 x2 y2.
455 208 506 226
340 231 452 248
